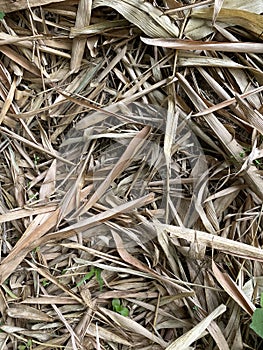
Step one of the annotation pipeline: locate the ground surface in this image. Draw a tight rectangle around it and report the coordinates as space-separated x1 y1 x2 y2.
0 0 263 349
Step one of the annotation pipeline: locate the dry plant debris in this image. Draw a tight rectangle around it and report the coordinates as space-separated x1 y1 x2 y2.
0 0 263 349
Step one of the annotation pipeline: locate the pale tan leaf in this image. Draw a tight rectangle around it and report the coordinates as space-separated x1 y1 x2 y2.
93 0 179 38
157 223 263 262
213 0 224 23
7 305 53 322
141 37 263 54
99 307 167 347
212 261 255 315
165 304 226 350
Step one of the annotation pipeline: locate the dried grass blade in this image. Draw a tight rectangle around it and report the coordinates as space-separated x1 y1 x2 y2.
141 37 263 53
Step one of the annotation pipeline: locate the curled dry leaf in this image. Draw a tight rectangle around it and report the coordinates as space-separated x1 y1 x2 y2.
93 0 179 38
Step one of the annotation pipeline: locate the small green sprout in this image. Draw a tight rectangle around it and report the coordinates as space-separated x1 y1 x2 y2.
0 12 5 20
18 339 33 350
76 267 103 291
112 298 129 317
41 278 50 287
33 154 40 166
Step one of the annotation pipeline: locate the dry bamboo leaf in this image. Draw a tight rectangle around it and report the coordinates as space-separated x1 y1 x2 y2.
141 37 263 54
111 230 180 288
0 209 60 284
76 125 151 215
0 33 71 58
39 160 56 202
71 0 92 72
193 86 263 117
0 126 73 165
175 73 263 201
87 323 132 346
75 78 169 129
70 19 129 37
27 260 84 305
0 1 262 347
192 7 263 38
177 53 247 68
213 0 224 23
7 305 53 322
99 307 168 347
243 277 263 302
0 0 66 12
206 320 230 350
235 95 263 135
92 0 179 38
164 94 177 166
37 193 155 244
165 304 226 350
21 297 79 305
0 76 18 125
97 47 127 84
185 0 263 39
0 325 53 342
203 185 246 203
157 223 263 262
0 204 57 223
0 45 42 76
212 261 255 316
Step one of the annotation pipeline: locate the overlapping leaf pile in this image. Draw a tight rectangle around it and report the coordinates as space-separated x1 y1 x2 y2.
0 0 263 349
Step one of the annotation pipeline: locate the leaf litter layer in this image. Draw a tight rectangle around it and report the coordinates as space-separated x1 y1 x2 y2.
0 0 263 349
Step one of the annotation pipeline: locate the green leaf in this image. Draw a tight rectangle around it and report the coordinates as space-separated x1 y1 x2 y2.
112 298 121 310
76 269 95 288
112 298 129 316
94 267 104 291
260 292 263 308
0 12 5 20
250 308 263 338
18 346 26 350
119 307 129 316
